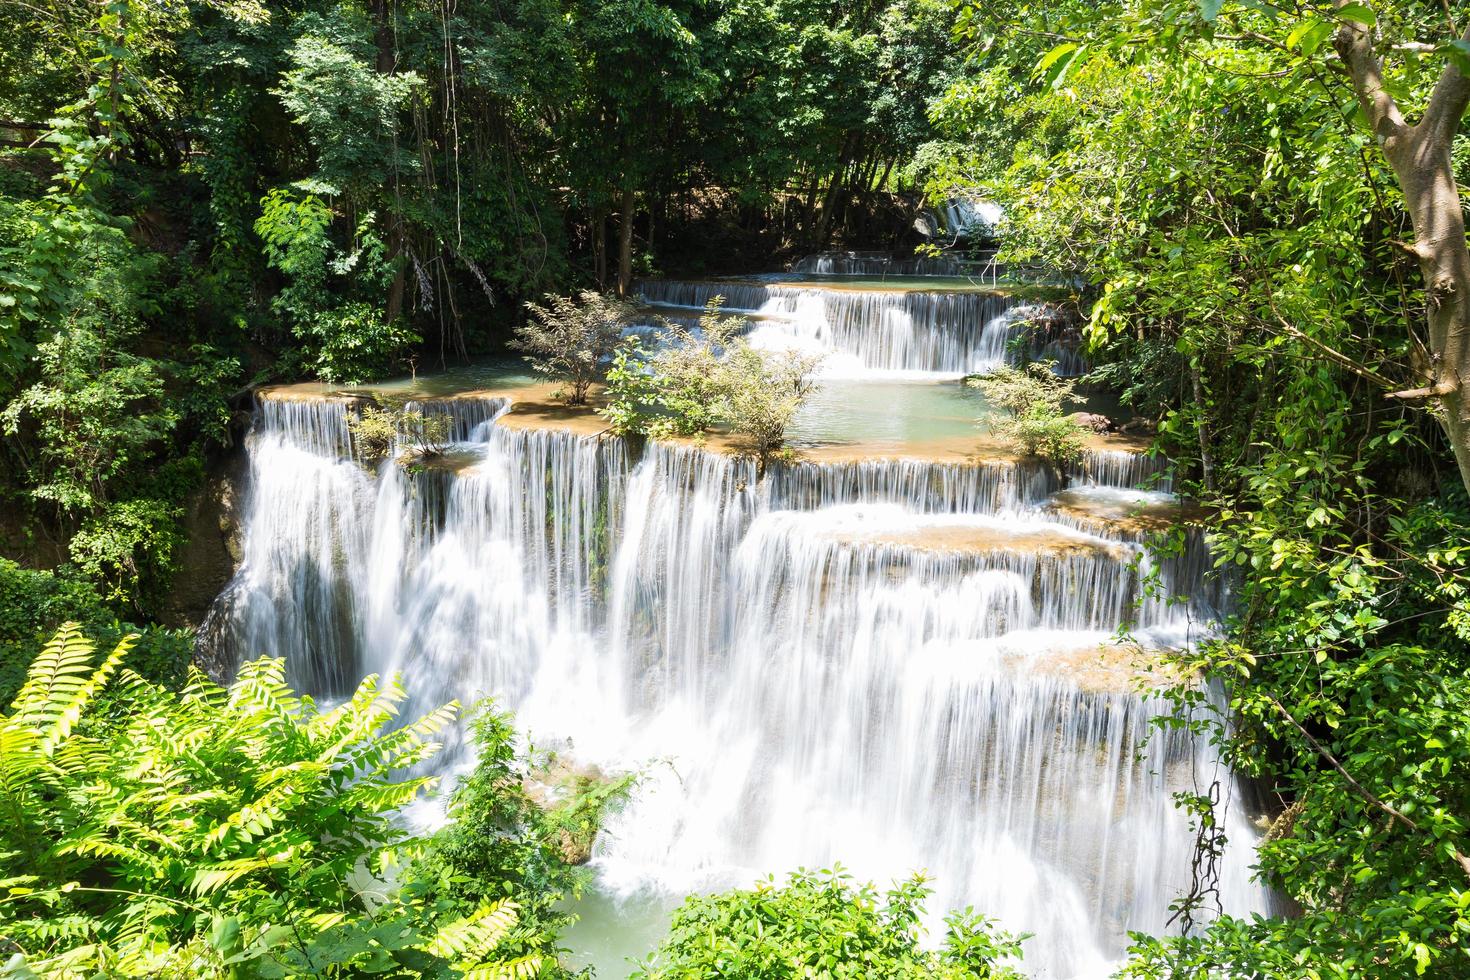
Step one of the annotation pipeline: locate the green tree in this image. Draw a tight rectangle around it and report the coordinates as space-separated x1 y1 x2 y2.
933 3 1470 975
513 290 633 405
968 362 1086 472
601 299 822 475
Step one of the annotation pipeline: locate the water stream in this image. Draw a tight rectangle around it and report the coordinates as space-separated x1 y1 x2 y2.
205 272 1272 978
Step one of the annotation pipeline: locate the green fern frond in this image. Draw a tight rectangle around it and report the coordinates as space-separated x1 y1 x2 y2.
428 900 520 960
190 849 294 895
10 626 133 755
459 953 545 980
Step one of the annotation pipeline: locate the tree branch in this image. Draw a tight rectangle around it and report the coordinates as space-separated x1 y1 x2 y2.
1419 21 1470 140
1265 695 1470 881
1385 379 1457 400
1332 1 1408 144
1264 303 1397 391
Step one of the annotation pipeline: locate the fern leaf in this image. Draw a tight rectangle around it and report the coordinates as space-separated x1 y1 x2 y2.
428 900 520 960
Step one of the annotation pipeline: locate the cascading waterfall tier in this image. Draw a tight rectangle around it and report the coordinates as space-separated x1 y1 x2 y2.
206 388 1271 979
790 250 999 278
637 278 1037 376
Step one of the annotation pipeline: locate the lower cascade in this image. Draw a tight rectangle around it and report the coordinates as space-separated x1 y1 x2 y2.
206 387 1273 979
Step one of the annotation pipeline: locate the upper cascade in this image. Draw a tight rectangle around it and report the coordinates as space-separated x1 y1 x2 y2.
204 372 1271 980
790 249 1001 279
635 277 1081 377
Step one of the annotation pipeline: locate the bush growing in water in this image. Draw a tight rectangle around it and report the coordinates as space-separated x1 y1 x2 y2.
968 362 1086 471
514 290 634 406
631 866 1028 978
347 397 454 464
602 298 822 476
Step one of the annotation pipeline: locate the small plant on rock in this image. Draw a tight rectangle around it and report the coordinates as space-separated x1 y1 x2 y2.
513 290 634 405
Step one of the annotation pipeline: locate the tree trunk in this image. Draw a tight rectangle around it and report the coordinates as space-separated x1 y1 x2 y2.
592 207 607 289
370 0 406 325
1190 361 1216 492
370 0 396 74
1388 130 1470 491
617 186 635 297
1335 7 1470 493
385 225 406 322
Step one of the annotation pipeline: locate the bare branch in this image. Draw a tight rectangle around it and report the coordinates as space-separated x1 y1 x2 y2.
1385 380 1458 400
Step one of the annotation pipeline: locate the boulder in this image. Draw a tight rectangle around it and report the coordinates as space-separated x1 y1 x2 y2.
1069 412 1113 433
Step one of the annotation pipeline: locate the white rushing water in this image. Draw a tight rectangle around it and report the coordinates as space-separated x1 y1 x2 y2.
207 382 1273 979
636 279 1058 378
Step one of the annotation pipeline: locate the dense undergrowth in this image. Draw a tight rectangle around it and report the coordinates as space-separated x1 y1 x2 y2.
0 624 602 978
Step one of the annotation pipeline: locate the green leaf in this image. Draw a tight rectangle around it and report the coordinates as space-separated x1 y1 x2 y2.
1443 40 1470 76
1198 0 1225 21
1037 42 1078 73
1335 3 1376 27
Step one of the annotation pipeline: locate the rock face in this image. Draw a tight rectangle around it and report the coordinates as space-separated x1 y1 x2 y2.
1069 411 1114 433
162 447 246 631
522 754 616 866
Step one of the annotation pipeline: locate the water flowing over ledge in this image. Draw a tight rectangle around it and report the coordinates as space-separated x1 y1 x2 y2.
790 249 1001 278
637 278 1074 376
203 388 1273 979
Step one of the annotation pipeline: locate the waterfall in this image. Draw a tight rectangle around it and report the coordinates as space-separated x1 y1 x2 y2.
637 279 1033 377
207 385 1273 979
790 250 999 278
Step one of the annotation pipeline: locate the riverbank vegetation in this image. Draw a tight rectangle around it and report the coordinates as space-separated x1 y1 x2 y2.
931 2 1470 976
632 869 1027 979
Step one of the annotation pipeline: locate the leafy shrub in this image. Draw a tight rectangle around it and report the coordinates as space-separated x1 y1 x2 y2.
968 362 1086 470
513 290 633 405
300 300 421 385
1 323 178 515
0 625 552 978
255 190 419 384
67 495 186 608
0 559 191 704
631 867 1027 979
601 298 822 476
412 705 637 953
347 398 453 464
719 339 821 477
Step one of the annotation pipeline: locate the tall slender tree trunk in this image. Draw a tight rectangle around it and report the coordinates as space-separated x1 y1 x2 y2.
371 0 407 325
371 0 396 73
592 206 607 289
617 186 635 297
